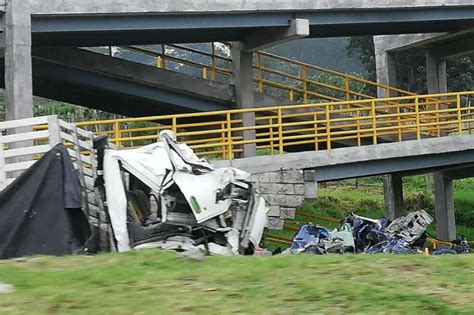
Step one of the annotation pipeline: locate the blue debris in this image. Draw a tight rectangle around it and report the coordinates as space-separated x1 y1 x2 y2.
432 249 457 255
367 238 414 254
451 237 472 254
289 210 437 255
289 224 354 255
289 225 332 255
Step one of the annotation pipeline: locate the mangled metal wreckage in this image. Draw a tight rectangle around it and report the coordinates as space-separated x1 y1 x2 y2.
289 210 438 255
100 131 268 255
289 209 472 255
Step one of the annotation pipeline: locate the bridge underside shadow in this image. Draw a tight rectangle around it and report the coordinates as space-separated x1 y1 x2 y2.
0 47 238 117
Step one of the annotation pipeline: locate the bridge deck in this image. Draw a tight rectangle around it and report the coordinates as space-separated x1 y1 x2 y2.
214 135 474 181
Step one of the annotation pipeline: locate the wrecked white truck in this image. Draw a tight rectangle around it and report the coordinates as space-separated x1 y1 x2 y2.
95 131 269 255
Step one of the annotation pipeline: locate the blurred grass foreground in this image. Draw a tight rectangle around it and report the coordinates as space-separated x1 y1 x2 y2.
0 250 473 314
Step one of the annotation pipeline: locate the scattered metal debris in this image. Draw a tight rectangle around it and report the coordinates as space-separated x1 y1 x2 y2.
289 224 355 254
364 210 432 254
0 283 14 294
288 210 471 255
384 210 433 243
442 236 472 254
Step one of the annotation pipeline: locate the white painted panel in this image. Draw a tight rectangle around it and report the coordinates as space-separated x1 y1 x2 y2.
0 116 49 130
3 145 50 158
4 160 36 173
0 130 50 144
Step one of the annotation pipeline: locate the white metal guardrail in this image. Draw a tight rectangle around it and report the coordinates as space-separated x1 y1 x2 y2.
0 115 98 214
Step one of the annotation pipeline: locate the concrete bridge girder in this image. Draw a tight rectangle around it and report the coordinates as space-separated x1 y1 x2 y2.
26 0 474 15
31 47 234 115
28 9 474 47
1 45 293 116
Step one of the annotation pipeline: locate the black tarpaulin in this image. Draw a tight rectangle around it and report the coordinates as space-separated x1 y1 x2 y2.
0 144 90 259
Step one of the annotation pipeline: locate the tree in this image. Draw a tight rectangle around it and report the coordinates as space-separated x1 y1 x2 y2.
446 56 474 92
346 36 376 81
392 49 427 93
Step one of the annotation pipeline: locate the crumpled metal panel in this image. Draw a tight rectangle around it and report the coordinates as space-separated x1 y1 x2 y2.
384 210 433 244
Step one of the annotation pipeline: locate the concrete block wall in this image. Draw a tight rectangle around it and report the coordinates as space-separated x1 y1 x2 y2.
252 169 315 230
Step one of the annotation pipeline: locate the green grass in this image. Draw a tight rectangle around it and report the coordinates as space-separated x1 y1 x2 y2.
0 250 473 314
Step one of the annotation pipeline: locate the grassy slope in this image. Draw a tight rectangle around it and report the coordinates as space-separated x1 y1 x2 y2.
0 176 472 314
0 251 473 314
266 176 474 249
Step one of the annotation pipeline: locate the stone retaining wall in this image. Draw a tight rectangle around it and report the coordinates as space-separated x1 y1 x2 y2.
251 169 316 230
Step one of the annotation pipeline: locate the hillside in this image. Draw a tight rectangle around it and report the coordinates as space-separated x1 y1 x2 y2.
268 37 364 73
115 37 363 74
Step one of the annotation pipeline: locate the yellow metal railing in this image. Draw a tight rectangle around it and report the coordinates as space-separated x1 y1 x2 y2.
120 44 232 81
105 43 416 104
76 91 474 160
253 51 416 102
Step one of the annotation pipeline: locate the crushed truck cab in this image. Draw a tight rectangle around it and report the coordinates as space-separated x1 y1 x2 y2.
101 131 269 255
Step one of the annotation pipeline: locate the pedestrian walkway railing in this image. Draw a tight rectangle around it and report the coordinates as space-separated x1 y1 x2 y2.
76 91 474 160
101 43 416 104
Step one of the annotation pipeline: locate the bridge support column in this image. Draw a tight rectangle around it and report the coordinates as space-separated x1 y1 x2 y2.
383 175 404 220
231 42 256 158
303 170 318 200
4 0 33 121
375 50 398 98
433 172 456 241
426 51 447 95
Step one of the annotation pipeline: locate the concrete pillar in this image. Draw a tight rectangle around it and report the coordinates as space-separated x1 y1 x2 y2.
426 50 447 94
303 170 318 200
375 51 398 98
383 174 404 220
4 0 33 121
433 172 456 241
231 42 256 158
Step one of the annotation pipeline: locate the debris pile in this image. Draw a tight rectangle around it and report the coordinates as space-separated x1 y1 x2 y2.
432 237 472 255
289 223 354 255
289 210 472 255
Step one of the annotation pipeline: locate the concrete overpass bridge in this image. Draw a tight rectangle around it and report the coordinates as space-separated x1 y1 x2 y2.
3 0 474 121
